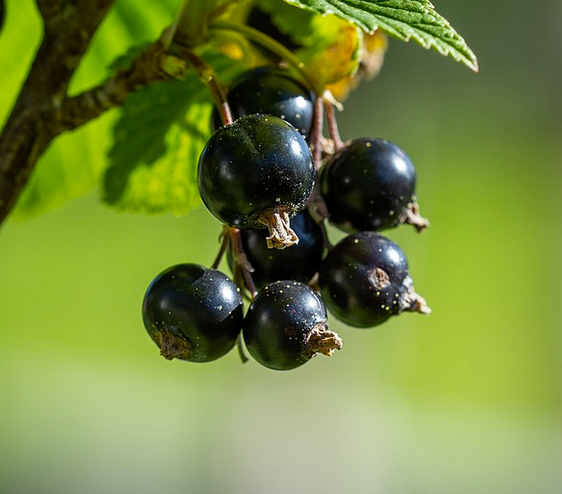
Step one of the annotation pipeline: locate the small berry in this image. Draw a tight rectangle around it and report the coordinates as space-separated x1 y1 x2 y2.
243 281 342 370
320 138 429 232
211 66 315 137
319 232 430 328
142 263 243 362
227 209 325 289
198 114 316 249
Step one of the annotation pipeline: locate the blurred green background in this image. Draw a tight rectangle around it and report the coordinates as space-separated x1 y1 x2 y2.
1 0 561 493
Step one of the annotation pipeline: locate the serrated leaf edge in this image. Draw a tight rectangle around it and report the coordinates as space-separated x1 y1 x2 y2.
283 0 478 71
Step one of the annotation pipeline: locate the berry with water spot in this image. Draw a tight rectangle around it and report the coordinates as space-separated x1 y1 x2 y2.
320 138 429 233
243 280 342 370
142 263 243 362
211 66 315 137
198 114 316 249
319 232 430 328
227 209 325 289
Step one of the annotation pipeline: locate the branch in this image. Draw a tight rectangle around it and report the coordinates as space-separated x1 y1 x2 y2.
0 0 118 225
59 42 172 130
35 0 64 21
0 1 262 227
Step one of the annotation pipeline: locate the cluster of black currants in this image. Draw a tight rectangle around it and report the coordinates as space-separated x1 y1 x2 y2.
142 66 430 371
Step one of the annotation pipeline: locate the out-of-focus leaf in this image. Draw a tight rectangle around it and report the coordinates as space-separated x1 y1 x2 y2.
297 19 363 85
326 29 387 100
255 0 363 87
103 79 211 215
107 42 152 72
103 48 254 215
281 0 478 71
6 0 182 220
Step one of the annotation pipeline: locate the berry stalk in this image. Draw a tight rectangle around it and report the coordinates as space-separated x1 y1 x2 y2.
176 47 233 125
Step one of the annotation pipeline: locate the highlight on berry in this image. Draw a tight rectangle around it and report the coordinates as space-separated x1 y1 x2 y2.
142 63 431 371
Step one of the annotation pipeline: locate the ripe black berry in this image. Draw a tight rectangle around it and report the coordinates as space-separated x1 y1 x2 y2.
319 138 429 233
319 232 430 328
243 281 342 370
227 209 325 289
211 66 315 137
142 263 243 362
198 114 316 249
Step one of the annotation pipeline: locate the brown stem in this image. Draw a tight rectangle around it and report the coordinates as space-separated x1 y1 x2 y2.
311 96 324 171
306 191 333 250
59 41 171 130
230 228 258 298
211 227 231 269
176 47 232 125
324 97 344 150
0 1 180 228
0 0 117 226
35 0 65 21
236 334 249 364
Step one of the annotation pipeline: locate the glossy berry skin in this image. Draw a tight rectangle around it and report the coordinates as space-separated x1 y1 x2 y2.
198 114 315 230
320 138 418 232
142 264 243 362
227 210 325 289
243 281 338 370
212 66 314 137
319 232 425 328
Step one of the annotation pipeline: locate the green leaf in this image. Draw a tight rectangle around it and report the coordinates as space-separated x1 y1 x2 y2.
107 42 152 72
103 79 211 215
6 0 183 220
255 0 364 85
281 0 478 71
103 48 253 215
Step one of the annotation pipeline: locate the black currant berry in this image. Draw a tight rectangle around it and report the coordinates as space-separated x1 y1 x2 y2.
198 114 316 249
247 9 301 52
227 209 325 289
211 66 314 137
320 138 429 233
319 232 430 328
142 263 243 362
243 281 342 370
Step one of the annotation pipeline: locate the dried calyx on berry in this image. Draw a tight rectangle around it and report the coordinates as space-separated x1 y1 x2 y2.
142 264 243 362
243 280 342 370
198 114 316 249
226 209 325 290
320 138 429 233
319 232 430 328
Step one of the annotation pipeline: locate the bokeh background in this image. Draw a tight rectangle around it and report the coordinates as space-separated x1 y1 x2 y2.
1 0 561 493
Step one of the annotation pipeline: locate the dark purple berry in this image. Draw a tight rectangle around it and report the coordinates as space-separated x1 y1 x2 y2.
198 114 316 249
142 263 243 362
319 232 430 328
212 66 315 137
227 209 325 289
243 281 342 370
320 138 429 233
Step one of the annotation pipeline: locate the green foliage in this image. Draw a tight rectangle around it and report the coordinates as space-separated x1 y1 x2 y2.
103 80 210 215
103 49 252 214
282 0 478 71
7 0 183 220
4 0 477 220
258 0 364 84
